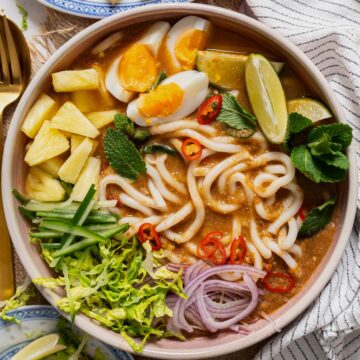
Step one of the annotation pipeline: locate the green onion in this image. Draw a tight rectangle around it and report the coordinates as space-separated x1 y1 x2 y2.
36 210 118 224
12 189 29 204
41 243 62 249
41 220 108 243
100 223 129 238
29 231 64 239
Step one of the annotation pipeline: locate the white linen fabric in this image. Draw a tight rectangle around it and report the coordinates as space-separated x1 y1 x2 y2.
239 1 360 359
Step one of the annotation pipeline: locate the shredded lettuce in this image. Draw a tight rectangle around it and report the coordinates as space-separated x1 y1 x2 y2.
0 277 34 323
34 236 186 352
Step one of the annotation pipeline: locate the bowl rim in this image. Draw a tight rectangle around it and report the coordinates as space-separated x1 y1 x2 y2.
2 3 357 359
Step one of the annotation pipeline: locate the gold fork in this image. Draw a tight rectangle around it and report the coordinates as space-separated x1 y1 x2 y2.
0 15 30 300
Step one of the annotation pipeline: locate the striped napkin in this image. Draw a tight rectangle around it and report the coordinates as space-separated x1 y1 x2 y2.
239 1 360 359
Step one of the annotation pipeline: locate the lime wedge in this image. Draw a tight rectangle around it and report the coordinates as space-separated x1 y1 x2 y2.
287 98 332 122
245 54 288 144
12 334 67 360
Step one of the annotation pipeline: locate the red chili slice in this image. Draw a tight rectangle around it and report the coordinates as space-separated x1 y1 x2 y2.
262 272 295 294
197 95 223 125
197 232 226 265
297 206 306 221
181 138 202 161
230 235 247 265
138 223 161 251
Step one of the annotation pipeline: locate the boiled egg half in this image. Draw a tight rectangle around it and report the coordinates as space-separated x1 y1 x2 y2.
127 70 209 127
105 21 170 103
164 16 211 74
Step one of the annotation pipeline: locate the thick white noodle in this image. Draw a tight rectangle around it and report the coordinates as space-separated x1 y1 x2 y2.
118 193 153 216
250 131 269 152
169 139 188 163
278 218 298 250
253 152 295 198
268 182 303 234
147 179 167 211
202 152 250 214
155 154 187 195
264 238 300 275
249 219 272 259
289 244 303 257
146 162 182 204
100 174 158 209
174 129 243 153
150 120 216 136
156 202 193 232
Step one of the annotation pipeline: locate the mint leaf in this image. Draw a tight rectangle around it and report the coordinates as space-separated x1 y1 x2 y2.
104 128 146 181
317 151 349 170
298 198 336 237
284 112 313 151
290 146 347 182
308 123 352 150
114 114 135 137
308 133 331 156
291 146 322 182
217 93 256 134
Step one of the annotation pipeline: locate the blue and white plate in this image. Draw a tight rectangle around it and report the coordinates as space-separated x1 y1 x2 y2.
0 305 133 360
36 0 193 19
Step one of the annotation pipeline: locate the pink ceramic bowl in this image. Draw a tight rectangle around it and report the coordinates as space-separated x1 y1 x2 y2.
2 4 357 359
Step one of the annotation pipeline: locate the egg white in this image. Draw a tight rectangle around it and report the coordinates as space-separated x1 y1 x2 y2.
126 70 209 127
165 16 211 73
105 21 170 103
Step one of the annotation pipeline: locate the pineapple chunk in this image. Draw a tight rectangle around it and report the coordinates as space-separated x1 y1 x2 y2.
52 69 99 92
71 157 101 201
25 167 65 202
25 121 69 166
70 66 117 112
51 101 100 138
71 135 98 155
58 138 94 184
86 110 118 129
38 156 64 177
21 93 58 138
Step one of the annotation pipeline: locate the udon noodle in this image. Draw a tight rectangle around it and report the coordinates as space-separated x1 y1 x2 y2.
100 123 304 275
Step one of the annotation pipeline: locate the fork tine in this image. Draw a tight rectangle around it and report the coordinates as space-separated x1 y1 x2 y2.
1 16 21 84
0 16 10 84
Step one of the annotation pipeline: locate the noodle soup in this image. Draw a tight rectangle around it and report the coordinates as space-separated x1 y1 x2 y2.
16 16 352 352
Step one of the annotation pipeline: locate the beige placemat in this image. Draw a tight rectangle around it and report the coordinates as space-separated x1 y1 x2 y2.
6 1 267 358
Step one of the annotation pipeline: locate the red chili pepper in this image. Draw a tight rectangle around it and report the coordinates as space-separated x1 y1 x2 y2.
262 272 295 294
230 235 247 265
138 223 161 251
181 138 203 161
197 232 226 265
297 206 306 221
197 95 223 125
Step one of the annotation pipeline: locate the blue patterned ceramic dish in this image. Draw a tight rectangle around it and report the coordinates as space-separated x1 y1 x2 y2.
0 305 133 360
35 0 193 19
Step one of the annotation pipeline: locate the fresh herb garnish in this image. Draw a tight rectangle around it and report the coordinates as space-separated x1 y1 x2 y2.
148 71 167 92
104 127 146 181
141 144 178 156
113 113 135 137
134 127 151 141
217 93 256 137
16 2 28 31
283 112 313 151
298 198 336 237
286 113 352 183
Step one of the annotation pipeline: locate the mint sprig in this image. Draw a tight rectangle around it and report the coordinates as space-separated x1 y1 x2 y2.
299 198 336 237
286 113 352 183
217 93 256 137
104 127 146 181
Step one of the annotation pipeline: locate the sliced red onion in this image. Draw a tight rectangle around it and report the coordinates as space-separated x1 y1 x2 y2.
168 262 265 334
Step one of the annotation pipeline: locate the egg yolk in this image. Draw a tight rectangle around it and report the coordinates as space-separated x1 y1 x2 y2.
175 29 207 70
120 43 157 92
138 82 184 118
